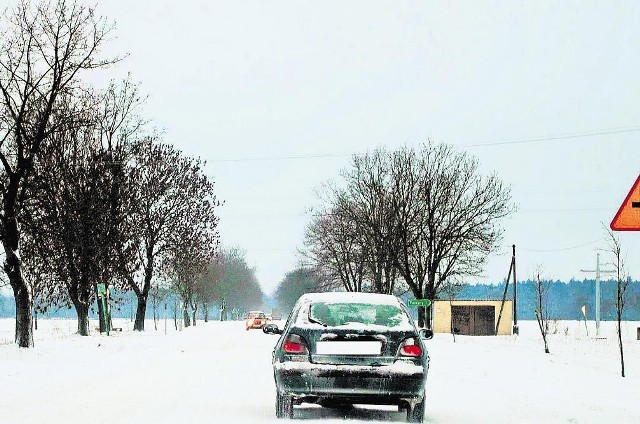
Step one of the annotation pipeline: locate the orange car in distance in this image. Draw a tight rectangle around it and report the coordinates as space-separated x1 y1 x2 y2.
245 311 267 330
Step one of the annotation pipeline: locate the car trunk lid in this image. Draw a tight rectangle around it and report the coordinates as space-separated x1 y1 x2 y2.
307 328 414 366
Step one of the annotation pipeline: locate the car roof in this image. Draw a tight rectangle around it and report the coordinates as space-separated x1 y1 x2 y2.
297 292 402 306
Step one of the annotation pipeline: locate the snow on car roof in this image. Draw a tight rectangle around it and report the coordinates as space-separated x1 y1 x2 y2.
297 292 402 305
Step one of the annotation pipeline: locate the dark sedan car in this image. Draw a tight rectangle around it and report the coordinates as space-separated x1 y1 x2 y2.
263 292 433 422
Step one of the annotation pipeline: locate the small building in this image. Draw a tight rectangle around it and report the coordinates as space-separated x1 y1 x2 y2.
432 299 513 336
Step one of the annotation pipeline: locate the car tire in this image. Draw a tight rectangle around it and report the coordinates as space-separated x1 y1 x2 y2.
276 392 294 419
406 397 425 423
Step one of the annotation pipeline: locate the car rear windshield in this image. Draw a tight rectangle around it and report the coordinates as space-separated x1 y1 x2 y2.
308 302 406 328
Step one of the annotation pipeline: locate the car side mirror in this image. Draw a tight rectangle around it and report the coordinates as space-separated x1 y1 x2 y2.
263 323 282 335
419 328 434 340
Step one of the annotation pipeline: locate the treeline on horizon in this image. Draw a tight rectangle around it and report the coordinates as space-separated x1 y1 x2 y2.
455 279 640 321
2 279 639 321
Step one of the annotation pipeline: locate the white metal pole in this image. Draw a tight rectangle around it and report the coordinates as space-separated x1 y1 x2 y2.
580 252 614 339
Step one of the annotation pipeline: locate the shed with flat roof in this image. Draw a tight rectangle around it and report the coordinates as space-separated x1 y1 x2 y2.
432 299 513 336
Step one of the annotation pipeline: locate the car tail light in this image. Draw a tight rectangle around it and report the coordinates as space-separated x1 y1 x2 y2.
399 338 423 357
282 334 309 355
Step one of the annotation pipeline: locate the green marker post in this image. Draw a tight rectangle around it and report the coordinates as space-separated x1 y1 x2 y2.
408 299 432 328
408 298 431 307
97 283 110 336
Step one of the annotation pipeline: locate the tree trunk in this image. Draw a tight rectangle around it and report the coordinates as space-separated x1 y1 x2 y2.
75 303 90 336
153 301 158 331
418 305 433 329
173 301 178 330
183 302 191 328
617 319 625 377
128 246 154 331
96 292 106 333
415 285 435 329
417 306 425 328
415 304 433 328
11 280 33 347
535 310 550 354
617 298 625 377
134 294 147 331
4 238 33 347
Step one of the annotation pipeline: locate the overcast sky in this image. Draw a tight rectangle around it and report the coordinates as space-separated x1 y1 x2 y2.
83 1 640 295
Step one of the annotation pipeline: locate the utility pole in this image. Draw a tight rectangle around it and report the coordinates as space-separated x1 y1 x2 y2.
581 252 615 338
495 244 518 335
512 244 518 335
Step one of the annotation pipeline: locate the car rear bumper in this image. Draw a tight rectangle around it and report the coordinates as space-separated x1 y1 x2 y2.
274 360 426 401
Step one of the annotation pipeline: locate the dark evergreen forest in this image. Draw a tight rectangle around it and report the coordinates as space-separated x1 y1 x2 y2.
455 279 640 320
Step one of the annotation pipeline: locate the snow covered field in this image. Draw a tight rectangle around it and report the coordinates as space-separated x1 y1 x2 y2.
1 318 639 423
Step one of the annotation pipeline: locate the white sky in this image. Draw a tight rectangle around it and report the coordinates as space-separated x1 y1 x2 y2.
82 1 640 295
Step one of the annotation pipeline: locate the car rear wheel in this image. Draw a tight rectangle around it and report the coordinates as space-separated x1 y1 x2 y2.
275 392 294 419
406 397 425 423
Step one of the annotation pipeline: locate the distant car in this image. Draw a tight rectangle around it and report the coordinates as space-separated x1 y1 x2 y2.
263 292 433 421
245 311 267 330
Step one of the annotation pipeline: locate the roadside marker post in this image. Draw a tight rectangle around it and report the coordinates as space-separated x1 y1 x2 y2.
408 299 432 329
97 283 110 336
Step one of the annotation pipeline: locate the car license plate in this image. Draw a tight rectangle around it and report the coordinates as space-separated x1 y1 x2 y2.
315 341 382 355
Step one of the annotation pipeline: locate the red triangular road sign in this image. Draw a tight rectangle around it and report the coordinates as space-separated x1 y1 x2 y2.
611 175 640 231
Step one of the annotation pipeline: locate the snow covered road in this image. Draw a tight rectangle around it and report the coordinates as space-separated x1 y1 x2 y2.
1 319 639 423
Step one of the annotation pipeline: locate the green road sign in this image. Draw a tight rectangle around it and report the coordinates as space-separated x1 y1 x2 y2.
408 298 432 307
97 283 106 297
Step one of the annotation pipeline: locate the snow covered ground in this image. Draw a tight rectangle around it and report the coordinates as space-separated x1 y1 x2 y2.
1 318 639 423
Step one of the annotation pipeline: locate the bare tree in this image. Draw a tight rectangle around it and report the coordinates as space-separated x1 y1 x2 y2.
305 142 514 327
203 246 264 318
20 77 141 336
303 204 367 293
0 0 117 346
273 267 325 314
22 96 104 336
606 228 629 377
304 149 406 295
534 269 551 354
334 151 400 294
149 282 171 330
119 140 221 330
394 143 513 327
167 226 216 328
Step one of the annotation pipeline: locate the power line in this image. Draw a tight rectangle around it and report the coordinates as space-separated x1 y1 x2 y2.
210 125 640 163
462 126 640 148
519 237 606 253
519 207 610 213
